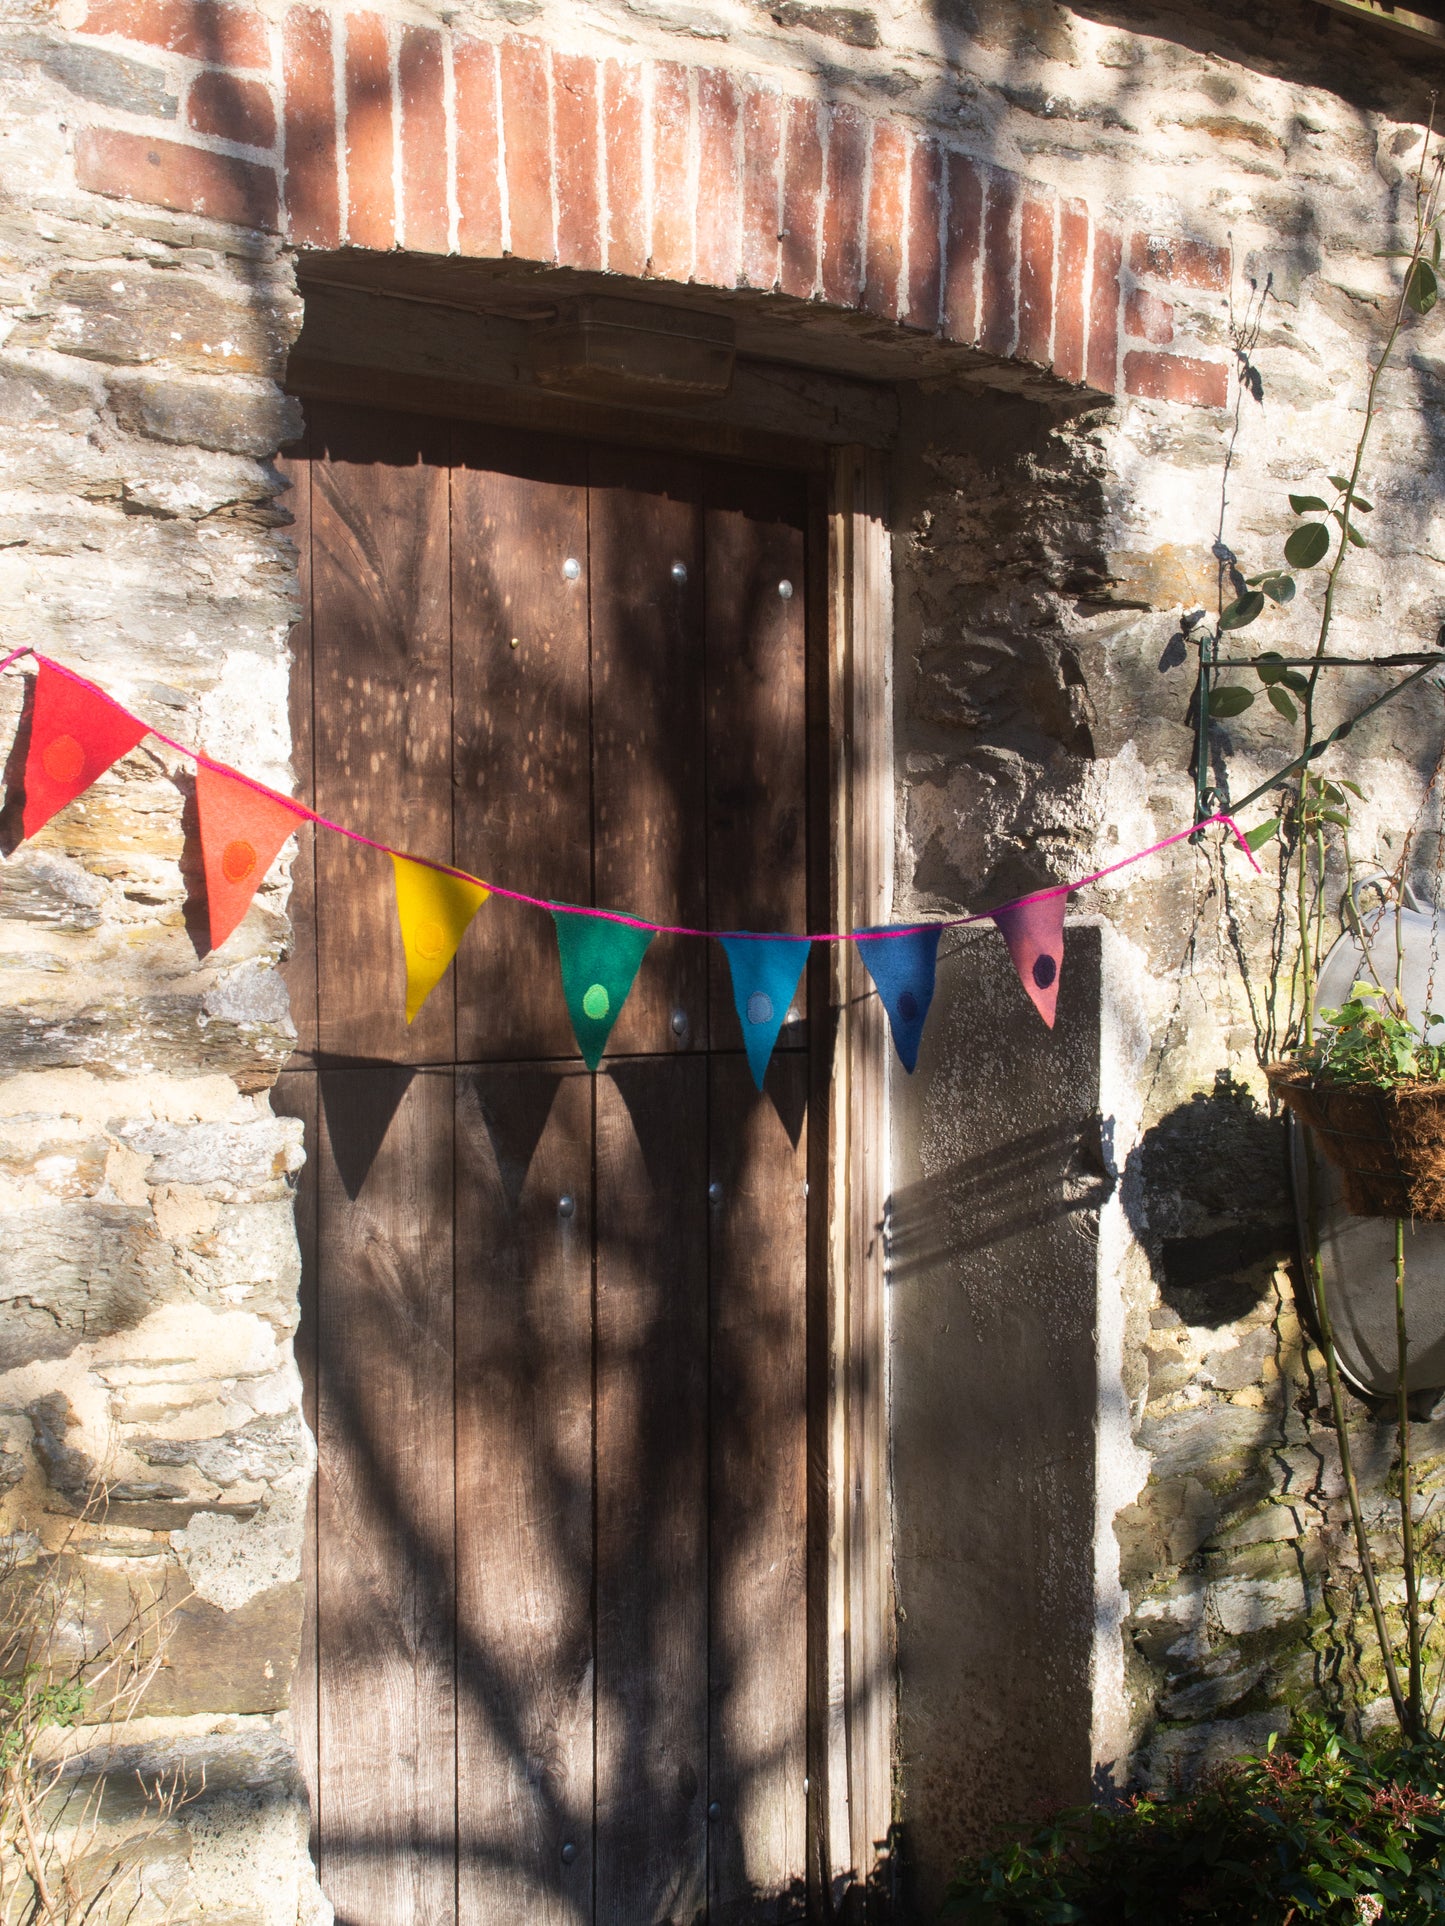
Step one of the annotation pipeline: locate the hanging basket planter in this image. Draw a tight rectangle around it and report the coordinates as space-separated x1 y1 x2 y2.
1267 1063 1445 1219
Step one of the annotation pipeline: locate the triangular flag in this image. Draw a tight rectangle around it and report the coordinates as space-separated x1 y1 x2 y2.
553 908 654 1070
21 660 149 839
196 761 307 953
990 893 1066 1027
856 924 942 1073
720 935 811 1090
392 854 490 1024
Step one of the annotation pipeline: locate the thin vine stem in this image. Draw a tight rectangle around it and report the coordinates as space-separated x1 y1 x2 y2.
1396 1214 1424 1737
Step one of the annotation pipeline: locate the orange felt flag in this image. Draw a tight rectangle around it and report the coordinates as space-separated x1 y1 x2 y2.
195 760 306 951
21 660 149 839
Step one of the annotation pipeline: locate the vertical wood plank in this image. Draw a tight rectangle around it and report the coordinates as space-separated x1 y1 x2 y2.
705 466 810 1052
589 451 709 1055
594 1059 709 1926
277 433 319 1062
824 446 895 1901
315 1067 456 1926
309 404 453 1064
708 1051 809 1925
271 1067 319 1858
452 428 592 1063
454 1063 595 1924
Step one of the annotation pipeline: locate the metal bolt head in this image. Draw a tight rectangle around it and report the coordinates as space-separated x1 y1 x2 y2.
708 1181 723 1203
671 1009 689 1037
778 578 794 599
561 1841 577 1865
562 556 581 580
671 561 688 584
708 1801 722 1821
558 1194 575 1218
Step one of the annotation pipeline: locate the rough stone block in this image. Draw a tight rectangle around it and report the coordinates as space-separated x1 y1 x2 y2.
108 371 302 456
0 1209 154 1369
770 2 880 46
8 32 178 117
75 127 279 231
0 352 105 427
188 67 276 149
343 11 395 251
281 5 339 248
78 0 270 69
43 267 296 379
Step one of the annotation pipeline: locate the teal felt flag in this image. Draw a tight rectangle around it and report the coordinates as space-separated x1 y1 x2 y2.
856 924 941 1073
552 908 654 1069
720 935 811 1090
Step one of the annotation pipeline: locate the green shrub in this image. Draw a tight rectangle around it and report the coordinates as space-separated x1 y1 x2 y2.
943 1717 1445 1924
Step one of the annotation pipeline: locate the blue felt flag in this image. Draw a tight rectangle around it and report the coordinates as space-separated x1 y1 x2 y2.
720 935 811 1090
856 924 941 1073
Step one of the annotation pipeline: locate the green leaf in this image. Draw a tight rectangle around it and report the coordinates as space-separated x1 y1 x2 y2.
1340 778 1366 798
1322 807 1351 825
1407 258 1439 315
1346 522 1369 547
1262 573 1296 604
1329 475 1353 491
1289 493 1329 513
1282 669 1309 692
1209 685 1255 717
1285 523 1331 568
1245 815 1281 851
1268 685 1298 721
1255 650 1286 684
1352 496 1374 512
1219 590 1266 630
1434 225 1441 267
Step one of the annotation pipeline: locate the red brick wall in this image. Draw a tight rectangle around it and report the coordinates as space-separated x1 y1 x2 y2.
67 0 1231 407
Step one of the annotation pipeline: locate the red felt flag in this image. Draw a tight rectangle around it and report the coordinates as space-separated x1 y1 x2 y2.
21 660 149 839
991 892 1066 1028
195 760 306 952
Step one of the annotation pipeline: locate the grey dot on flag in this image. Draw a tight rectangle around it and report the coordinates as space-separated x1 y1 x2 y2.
746 992 773 1026
1032 954 1057 989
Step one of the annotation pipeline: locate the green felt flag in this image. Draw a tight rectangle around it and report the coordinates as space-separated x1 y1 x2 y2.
552 907 654 1069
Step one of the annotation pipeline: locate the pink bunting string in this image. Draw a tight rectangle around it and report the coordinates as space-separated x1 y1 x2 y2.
0 647 1261 942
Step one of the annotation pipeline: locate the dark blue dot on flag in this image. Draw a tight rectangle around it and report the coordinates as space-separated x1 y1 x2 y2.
856 925 942 1074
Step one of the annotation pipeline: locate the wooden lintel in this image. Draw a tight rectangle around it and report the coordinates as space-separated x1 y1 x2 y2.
1313 0 1445 49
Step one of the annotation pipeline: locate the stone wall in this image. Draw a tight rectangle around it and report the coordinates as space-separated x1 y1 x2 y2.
3 0 1445 1917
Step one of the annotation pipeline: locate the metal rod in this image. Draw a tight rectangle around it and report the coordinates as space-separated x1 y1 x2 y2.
1191 628 1213 832
1229 658 1442 816
1213 652 1445 669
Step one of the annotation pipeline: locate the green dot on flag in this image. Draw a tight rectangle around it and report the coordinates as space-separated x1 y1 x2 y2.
583 983 610 1019
552 908 655 1071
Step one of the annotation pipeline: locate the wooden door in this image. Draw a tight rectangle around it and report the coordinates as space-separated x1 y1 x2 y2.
275 404 817 1926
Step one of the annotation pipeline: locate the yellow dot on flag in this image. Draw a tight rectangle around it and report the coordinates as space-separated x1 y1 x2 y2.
222 838 257 883
415 918 447 961
583 983 610 1020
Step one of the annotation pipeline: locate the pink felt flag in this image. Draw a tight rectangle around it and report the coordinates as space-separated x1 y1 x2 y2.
21 660 149 839
991 893 1066 1028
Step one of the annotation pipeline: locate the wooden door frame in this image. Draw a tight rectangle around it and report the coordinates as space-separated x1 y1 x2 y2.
283 360 896 1917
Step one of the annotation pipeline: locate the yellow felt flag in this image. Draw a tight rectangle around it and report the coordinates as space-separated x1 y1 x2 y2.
391 854 490 1024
